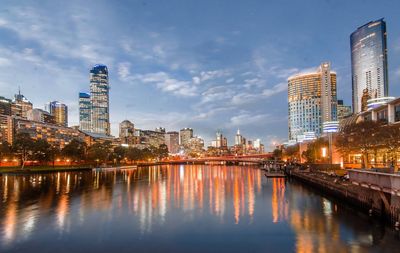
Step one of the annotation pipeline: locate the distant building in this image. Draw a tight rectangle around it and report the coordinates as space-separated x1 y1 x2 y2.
351 19 388 113
155 127 166 133
90 64 110 136
180 128 193 147
361 88 371 112
0 96 12 116
288 62 337 140
48 101 68 126
337 100 352 121
26 108 56 124
165 131 179 154
137 129 165 148
234 129 243 146
79 92 91 132
187 136 205 154
0 114 13 144
119 120 135 145
12 90 33 118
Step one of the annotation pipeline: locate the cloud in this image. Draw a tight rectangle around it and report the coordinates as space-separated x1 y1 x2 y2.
262 82 287 97
118 62 131 80
229 113 271 126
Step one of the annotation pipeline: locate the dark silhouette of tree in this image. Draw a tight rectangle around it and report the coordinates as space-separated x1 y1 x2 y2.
12 133 35 169
62 139 87 162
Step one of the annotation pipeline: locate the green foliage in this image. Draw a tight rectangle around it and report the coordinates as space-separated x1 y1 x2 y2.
12 133 35 168
62 139 87 161
87 141 112 163
301 138 328 163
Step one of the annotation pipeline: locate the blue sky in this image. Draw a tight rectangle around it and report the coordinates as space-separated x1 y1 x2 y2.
0 0 400 150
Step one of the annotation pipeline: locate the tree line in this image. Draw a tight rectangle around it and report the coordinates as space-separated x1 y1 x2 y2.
0 133 169 168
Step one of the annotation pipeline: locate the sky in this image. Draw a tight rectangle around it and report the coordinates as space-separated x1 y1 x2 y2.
0 0 400 150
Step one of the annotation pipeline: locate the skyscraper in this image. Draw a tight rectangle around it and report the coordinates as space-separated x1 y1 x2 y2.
48 101 68 126
179 128 193 146
337 100 352 122
119 120 135 144
351 19 388 113
165 131 179 154
90 64 110 135
12 90 33 118
288 62 337 140
79 92 91 132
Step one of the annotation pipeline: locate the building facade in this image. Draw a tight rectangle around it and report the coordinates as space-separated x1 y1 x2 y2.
12 91 33 118
288 62 337 140
179 128 193 147
119 120 135 144
337 100 352 122
165 131 179 154
90 64 110 135
351 19 388 113
79 92 91 132
26 108 55 124
48 101 68 126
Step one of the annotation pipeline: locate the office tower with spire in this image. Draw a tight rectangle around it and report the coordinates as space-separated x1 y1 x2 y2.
351 19 388 113
11 88 33 118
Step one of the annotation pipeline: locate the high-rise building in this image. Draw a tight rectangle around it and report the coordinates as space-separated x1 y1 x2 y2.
119 120 135 144
79 92 91 132
0 96 12 116
180 128 193 146
12 90 33 118
48 101 68 126
337 100 352 122
165 131 179 154
351 19 388 113
90 64 110 135
234 129 243 146
288 62 337 140
26 108 55 124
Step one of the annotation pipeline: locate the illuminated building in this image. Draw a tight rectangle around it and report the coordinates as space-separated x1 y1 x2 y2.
79 92 91 132
137 129 165 148
0 114 13 143
351 19 388 113
48 101 68 127
337 100 352 122
11 90 33 118
179 128 193 147
165 131 179 154
187 136 205 154
119 120 135 145
288 62 337 140
90 64 110 136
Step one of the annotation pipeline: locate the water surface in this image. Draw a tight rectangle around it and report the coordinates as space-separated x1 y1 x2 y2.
1 165 399 252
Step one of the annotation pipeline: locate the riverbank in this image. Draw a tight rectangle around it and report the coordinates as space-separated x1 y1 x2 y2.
290 170 400 226
0 165 93 174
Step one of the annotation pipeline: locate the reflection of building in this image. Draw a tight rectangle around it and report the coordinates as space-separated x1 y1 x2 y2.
351 19 388 113
48 101 68 126
337 100 352 122
79 92 91 132
288 62 337 140
165 131 179 154
90 64 110 136
119 120 135 144
179 128 193 147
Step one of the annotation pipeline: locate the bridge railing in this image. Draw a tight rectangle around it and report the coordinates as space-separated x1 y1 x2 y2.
348 169 400 194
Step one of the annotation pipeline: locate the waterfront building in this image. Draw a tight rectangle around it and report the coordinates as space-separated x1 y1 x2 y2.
288 62 337 140
165 131 179 154
179 128 193 147
79 92 91 132
26 108 56 124
351 19 388 113
48 101 68 126
337 100 352 122
12 90 33 118
137 129 165 148
119 120 135 145
0 96 12 116
90 64 110 136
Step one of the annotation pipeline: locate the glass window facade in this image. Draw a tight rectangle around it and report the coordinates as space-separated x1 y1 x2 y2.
351 19 388 113
79 92 91 132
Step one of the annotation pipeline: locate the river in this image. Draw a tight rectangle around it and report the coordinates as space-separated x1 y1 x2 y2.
1 165 399 252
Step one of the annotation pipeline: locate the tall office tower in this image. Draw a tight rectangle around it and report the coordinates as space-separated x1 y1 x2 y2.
119 120 135 144
351 19 388 113
179 128 193 146
48 101 68 126
12 90 33 118
0 96 12 116
337 100 352 121
234 129 243 146
90 64 110 135
288 62 337 140
165 131 179 154
79 92 91 132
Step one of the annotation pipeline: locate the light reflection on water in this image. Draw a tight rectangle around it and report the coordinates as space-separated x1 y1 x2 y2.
0 165 399 253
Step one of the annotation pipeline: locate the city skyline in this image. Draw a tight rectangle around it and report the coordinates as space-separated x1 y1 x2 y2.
0 1 400 148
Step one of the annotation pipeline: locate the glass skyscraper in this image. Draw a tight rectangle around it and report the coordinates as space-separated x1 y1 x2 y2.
90 64 110 135
79 92 91 132
48 101 68 127
288 62 337 140
350 19 388 113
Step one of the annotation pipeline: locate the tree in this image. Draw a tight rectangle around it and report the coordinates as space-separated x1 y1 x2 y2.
0 141 12 164
12 133 35 169
284 144 299 162
87 141 112 165
112 146 127 164
272 148 282 160
62 139 87 162
156 144 169 160
32 139 52 164
301 138 328 163
126 147 143 162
